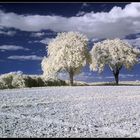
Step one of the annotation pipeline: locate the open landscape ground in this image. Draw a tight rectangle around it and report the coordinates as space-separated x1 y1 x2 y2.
0 86 140 138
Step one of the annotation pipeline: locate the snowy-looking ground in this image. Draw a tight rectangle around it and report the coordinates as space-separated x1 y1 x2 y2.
0 86 140 138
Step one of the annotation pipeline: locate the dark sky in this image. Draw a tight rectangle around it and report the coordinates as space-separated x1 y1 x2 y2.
0 2 140 82
0 3 129 15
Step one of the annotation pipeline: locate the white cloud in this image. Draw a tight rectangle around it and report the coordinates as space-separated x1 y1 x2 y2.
119 74 137 78
123 38 140 48
58 72 68 80
8 55 43 60
76 11 86 16
31 32 45 37
0 45 29 51
81 3 90 9
136 34 140 38
0 30 16 36
91 38 100 42
0 25 4 29
58 72 138 82
105 76 114 79
74 72 91 81
1 3 140 39
58 72 91 81
105 74 137 79
58 71 102 82
28 40 39 44
40 38 53 45
28 37 53 45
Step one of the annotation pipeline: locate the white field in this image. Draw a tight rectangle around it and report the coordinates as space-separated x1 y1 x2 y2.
0 86 140 138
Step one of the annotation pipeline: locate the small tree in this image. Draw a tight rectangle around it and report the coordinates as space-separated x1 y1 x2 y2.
41 32 89 86
90 38 140 85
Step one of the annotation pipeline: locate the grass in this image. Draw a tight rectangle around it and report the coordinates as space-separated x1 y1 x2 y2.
73 80 140 86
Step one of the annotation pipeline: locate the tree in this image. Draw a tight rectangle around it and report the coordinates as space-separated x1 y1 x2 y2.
90 38 140 85
41 31 89 86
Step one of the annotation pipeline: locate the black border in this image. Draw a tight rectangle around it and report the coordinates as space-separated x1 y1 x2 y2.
0 0 139 3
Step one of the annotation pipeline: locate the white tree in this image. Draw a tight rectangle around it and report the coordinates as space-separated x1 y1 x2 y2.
90 38 140 84
41 31 89 86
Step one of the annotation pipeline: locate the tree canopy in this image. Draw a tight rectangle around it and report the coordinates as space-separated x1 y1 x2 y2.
90 38 140 84
41 31 89 85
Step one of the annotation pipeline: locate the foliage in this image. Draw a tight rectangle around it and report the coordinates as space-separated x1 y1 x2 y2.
90 38 140 73
0 71 67 89
90 38 140 84
41 31 89 85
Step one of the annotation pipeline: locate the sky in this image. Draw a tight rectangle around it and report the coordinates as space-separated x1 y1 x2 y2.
0 2 140 83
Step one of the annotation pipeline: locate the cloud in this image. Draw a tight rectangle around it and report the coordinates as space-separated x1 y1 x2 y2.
119 74 137 78
0 25 3 29
74 72 92 81
104 76 114 79
81 3 90 9
7 55 43 60
28 40 41 44
28 37 53 45
123 38 140 48
0 45 29 51
57 72 139 82
30 32 45 37
91 38 100 42
58 71 102 82
30 32 57 40
58 72 90 81
40 38 53 45
0 30 16 36
76 11 86 16
58 72 68 80
105 74 137 79
1 3 140 39
76 3 91 17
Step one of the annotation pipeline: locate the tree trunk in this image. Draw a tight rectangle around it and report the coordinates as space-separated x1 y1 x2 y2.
114 73 119 85
69 69 74 86
113 69 119 85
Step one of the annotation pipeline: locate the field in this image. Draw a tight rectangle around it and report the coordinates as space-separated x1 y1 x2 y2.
0 86 140 138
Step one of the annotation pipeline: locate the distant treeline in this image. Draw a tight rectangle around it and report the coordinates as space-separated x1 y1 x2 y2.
0 71 67 89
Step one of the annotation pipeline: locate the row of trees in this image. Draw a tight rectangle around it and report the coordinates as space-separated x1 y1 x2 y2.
41 32 140 86
0 71 67 89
